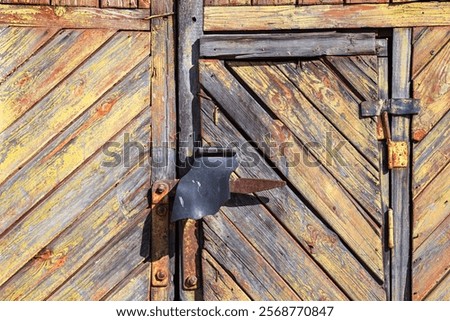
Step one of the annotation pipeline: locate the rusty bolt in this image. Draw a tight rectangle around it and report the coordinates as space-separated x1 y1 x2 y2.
185 275 198 287
155 270 167 281
156 205 167 216
155 184 166 194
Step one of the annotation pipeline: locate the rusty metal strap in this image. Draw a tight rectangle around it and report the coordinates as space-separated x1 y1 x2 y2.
361 98 421 117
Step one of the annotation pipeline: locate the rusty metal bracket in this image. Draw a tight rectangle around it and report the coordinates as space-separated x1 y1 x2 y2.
381 111 408 169
150 180 177 288
181 219 201 291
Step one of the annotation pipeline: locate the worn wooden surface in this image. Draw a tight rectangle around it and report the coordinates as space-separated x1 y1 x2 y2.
101 0 137 8
51 0 99 6
412 26 450 301
391 28 412 301
200 32 377 59
201 97 385 300
200 57 386 300
204 3 450 31
0 5 150 30
0 21 152 300
150 0 176 301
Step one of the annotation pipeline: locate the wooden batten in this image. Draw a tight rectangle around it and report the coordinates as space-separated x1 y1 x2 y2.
204 3 450 31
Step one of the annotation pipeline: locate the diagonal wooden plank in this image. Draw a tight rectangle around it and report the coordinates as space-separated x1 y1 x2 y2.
0 55 150 236
413 110 450 198
0 29 115 133
0 27 59 84
48 223 148 300
201 96 386 299
204 214 301 300
325 56 378 102
412 40 450 140
0 60 150 287
202 250 250 301
230 61 381 223
103 265 150 301
200 59 383 279
0 31 150 188
222 197 348 300
0 135 150 300
277 60 379 167
413 214 450 301
412 26 450 79
413 163 450 250
424 272 450 301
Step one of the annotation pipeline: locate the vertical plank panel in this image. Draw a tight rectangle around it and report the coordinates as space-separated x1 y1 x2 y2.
138 0 150 8
150 0 176 301
391 28 412 301
178 0 204 301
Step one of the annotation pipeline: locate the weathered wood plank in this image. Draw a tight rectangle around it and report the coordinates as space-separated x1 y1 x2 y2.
222 197 348 300
253 0 296 4
204 0 250 5
325 56 378 102
230 62 381 223
0 0 50 4
150 0 176 301
0 27 59 84
0 5 150 30
425 273 450 301
204 214 302 300
138 0 149 8
202 251 250 301
104 265 151 301
413 111 450 198
391 28 412 301
277 60 379 168
177 0 203 301
0 29 115 133
204 3 450 31
0 102 148 284
48 224 147 300
412 26 450 79
413 214 450 301
412 40 450 141
0 121 150 299
200 59 383 279
413 163 450 250
200 32 377 59
101 0 137 8
51 0 99 6
201 97 386 300
346 0 388 3
301 0 342 4
0 33 150 235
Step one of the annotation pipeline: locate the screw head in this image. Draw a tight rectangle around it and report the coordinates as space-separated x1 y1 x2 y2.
185 275 198 287
155 270 167 281
155 184 166 194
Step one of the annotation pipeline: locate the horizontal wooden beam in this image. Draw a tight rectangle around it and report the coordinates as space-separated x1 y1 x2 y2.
0 5 150 30
200 32 377 58
204 3 450 31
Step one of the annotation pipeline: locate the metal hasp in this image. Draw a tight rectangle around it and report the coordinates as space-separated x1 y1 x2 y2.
172 151 239 222
360 98 421 169
171 147 286 222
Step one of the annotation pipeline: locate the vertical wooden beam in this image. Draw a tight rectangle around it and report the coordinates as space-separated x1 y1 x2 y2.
150 0 176 301
377 38 391 300
391 28 412 301
177 0 203 301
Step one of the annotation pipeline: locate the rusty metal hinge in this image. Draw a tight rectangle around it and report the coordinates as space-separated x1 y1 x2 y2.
150 180 177 288
388 208 394 249
381 111 408 169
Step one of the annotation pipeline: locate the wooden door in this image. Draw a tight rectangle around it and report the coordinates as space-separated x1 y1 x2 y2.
0 1 177 301
411 26 450 301
197 40 388 300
